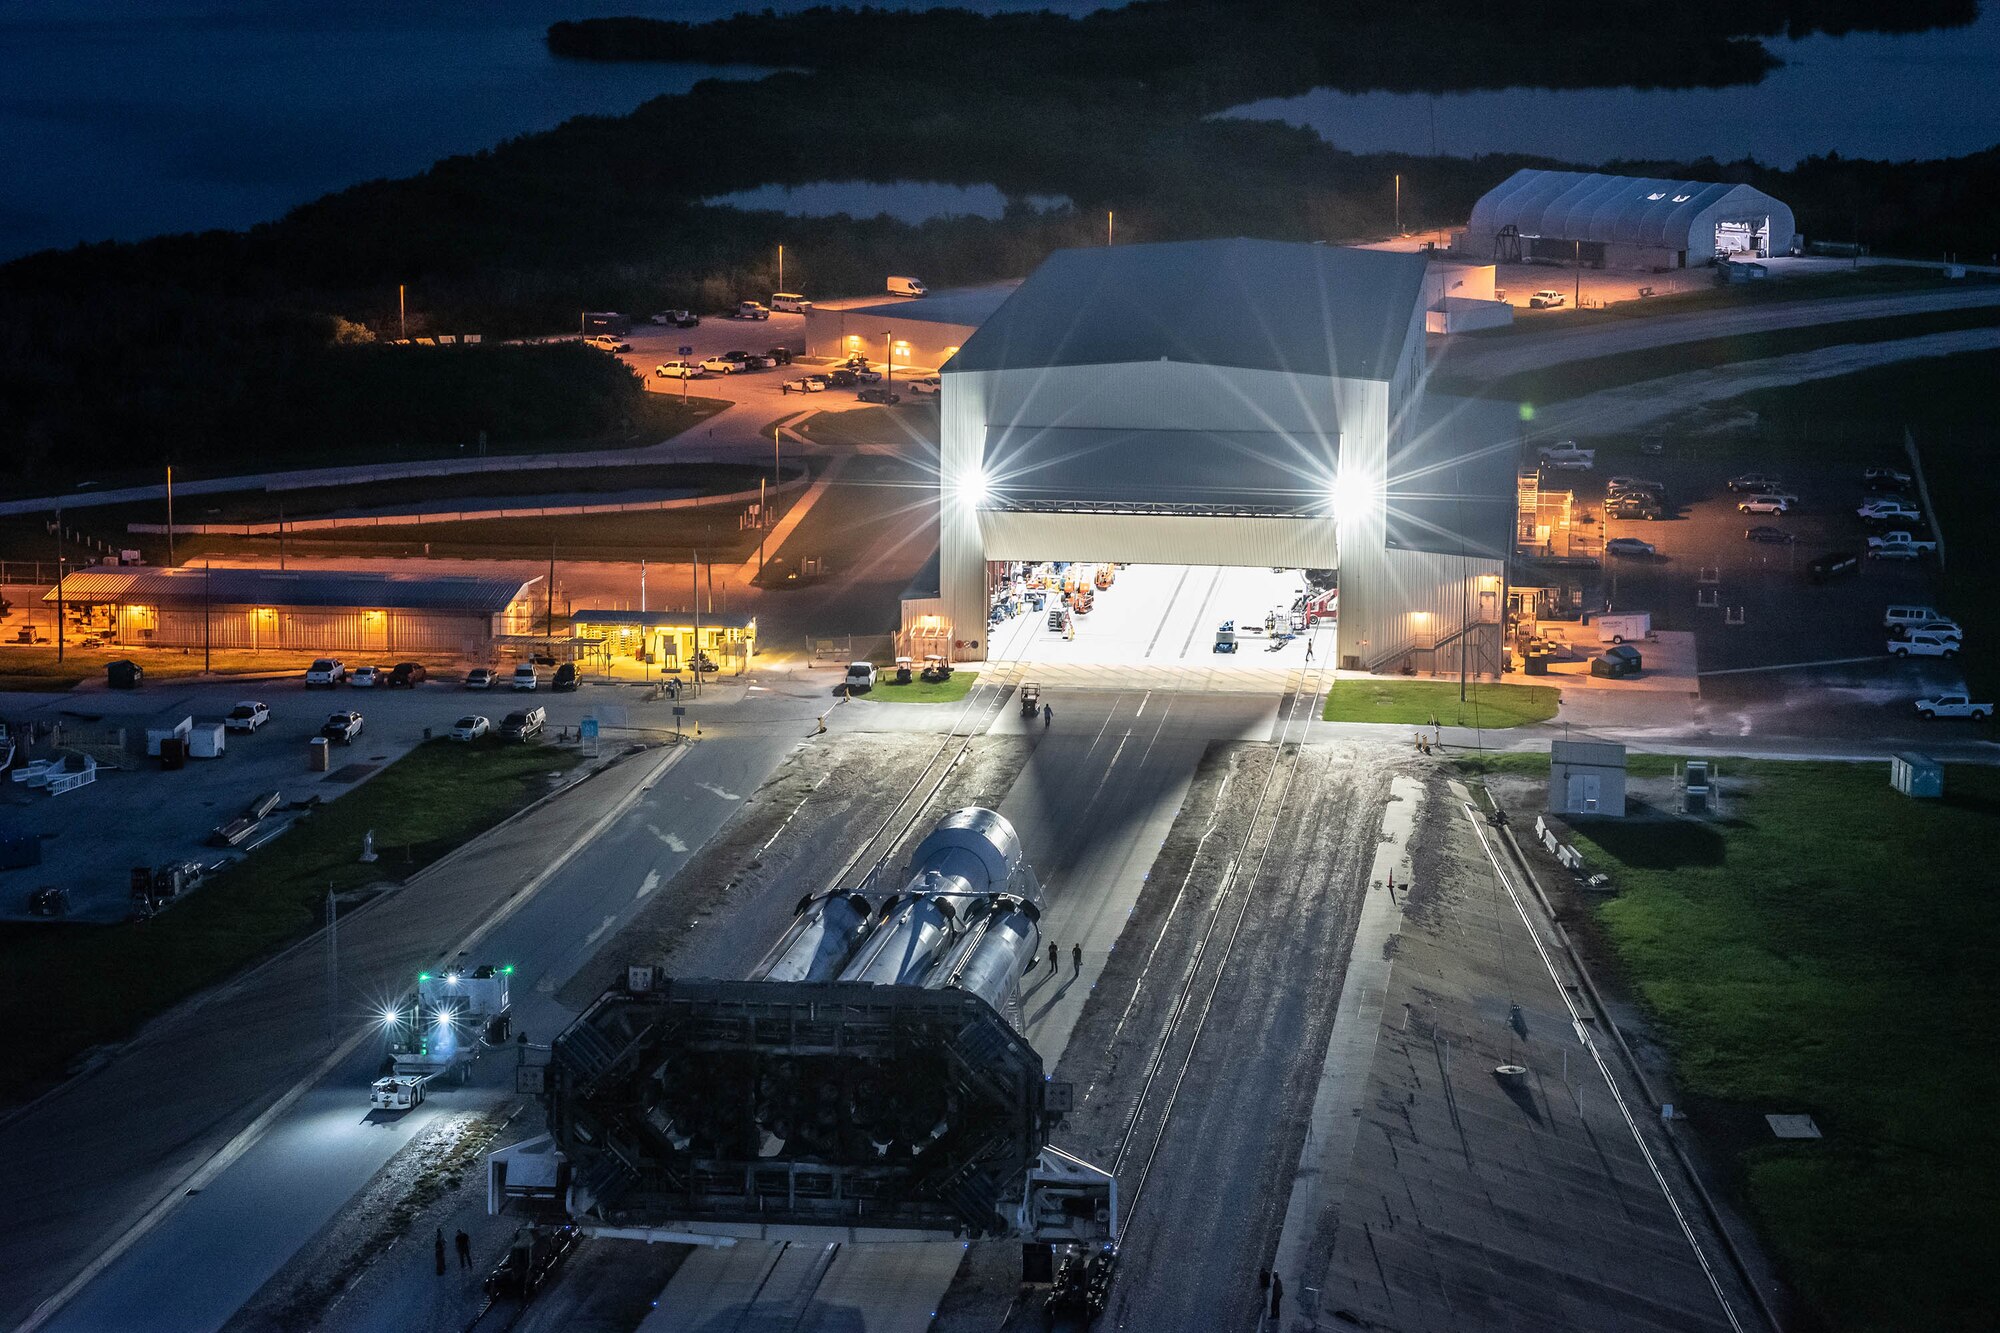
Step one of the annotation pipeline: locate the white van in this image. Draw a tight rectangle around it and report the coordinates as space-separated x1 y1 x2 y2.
1883 605 1941 630
1593 613 1652 644
886 275 927 298
770 292 811 312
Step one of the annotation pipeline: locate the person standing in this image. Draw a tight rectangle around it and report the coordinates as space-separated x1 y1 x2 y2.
1042 702 1053 729
1048 941 1059 973
1304 639 1314 663
455 1229 472 1270
1072 943 1082 975
434 1228 446 1276
1269 1272 1283 1321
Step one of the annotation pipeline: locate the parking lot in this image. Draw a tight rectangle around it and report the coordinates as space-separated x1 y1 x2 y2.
0 670 685 923
1555 439 1950 674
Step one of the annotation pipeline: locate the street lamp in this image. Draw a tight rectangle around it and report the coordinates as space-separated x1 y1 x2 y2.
883 331 893 394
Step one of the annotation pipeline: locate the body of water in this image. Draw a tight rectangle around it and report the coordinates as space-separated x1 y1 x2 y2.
1227 9 2000 167
707 181 1071 223
0 0 1096 263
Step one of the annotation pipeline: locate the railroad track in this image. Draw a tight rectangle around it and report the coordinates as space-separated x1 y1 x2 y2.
1102 642 1334 1302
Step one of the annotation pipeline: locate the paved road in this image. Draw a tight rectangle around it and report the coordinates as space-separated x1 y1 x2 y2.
1442 284 2000 383
7 677 831 1333
1523 326 2000 441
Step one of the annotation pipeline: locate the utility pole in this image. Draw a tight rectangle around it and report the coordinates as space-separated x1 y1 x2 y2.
759 477 768 575
546 541 556 650
1573 239 1582 309
326 886 339 1048
773 426 781 486
278 500 286 571
691 551 701 699
1107 210 1114 246
883 332 893 395
1395 173 1401 236
52 509 65 664
204 559 212 674
165 464 175 568
399 284 407 341
640 558 647 613
778 243 784 292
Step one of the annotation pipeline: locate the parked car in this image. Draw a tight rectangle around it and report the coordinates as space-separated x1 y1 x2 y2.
1727 472 1783 492
655 361 704 379
1606 476 1663 495
650 310 699 328
1888 631 1959 658
1590 644 1643 677
734 301 771 320
825 369 859 388
1867 530 1937 554
844 661 877 693
886 275 928 297
1914 694 1991 721
465 667 496 690
852 367 883 384
1529 289 1567 308
1606 497 1663 520
499 707 546 740
583 334 631 353
1884 604 1944 630
765 346 795 365
1543 453 1593 473
223 701 270 733
1604 537 1656 557
699 357 738 374
1744 525 1794 544
1738 495 1793 515
1869 540 1932 561
909 376 943 396
305 657 346 687
1857 499 1920 522
782 376 827 394
1893 618 1962 641
511 664 539 691
858 387 901 406
770 293 811 313
1807 552 1860 583
321 711 365 742
388 662 428 687
349 665 382 688
1863 466 1913 489
741 352 779 369
552 663 578 692
28 886 71 917
451 714 491 741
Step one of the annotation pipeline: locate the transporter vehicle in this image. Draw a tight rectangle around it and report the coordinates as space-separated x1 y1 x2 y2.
770 293 811 312
370 1074 430 1111
1889 631 1958 658
844 661 877 693
380 957 512 1088
451 715 490 741
655 361 703 379
224 701 270 732
511 664 539 691
766 346 794 365
321 711 364 743
1915 694 1991 721
583 334 631 353
886 274 928 297
1529 289 1566 308
466 667 496 690
1047 1244 1119 1323
1019 681 1042 715
500 707 545 741
486 807 1116 1255
305 658 346 687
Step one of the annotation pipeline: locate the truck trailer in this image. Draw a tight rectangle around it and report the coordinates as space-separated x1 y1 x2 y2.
380 956 512 1089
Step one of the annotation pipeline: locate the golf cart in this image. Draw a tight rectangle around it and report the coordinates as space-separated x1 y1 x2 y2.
920 654 953 683
893 656 914 685
1019 681 1042 717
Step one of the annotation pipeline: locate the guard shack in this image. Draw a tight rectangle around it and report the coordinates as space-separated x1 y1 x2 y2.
1550 739 1627 817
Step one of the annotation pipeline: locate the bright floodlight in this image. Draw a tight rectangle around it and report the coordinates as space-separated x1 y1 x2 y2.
1327 469 1368 523
958 468 991 508
381 1008 400 1028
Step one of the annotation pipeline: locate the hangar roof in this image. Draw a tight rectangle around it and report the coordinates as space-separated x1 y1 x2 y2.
947 239 1427 382
47 568 537 613
1467 169 1794 251
982 424 1337 515
1383 395 1520 561
826 282 1021 329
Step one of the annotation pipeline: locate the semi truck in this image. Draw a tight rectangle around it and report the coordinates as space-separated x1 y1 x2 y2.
379 956 513 1093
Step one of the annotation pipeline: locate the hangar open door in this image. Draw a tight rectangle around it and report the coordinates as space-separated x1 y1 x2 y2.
1714 216 1769 258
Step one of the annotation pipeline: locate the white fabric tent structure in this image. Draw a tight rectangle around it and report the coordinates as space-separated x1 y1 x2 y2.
1462 169 1795 269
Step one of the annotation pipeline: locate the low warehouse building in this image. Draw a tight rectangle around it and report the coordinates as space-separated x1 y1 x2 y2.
46 568 541 657
804 283 1020 373
1459 168 1795 270
569 609 756 672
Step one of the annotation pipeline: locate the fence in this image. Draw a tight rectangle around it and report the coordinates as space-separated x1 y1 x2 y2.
1534 814 1585 871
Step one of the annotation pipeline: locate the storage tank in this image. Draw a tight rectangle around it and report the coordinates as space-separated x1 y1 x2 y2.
838 882 957 986
910 807 1026 899
755 891 874 983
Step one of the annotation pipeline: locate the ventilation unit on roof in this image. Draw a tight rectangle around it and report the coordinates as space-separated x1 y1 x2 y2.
1672 194 1692 203
1645 192 1666 200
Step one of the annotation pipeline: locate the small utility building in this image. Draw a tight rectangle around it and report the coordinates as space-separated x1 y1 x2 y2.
569 609 757 672
1461 169 1795 270
1550 739 1627 817
47 568 541 656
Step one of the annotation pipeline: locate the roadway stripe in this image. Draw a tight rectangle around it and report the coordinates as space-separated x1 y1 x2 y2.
1696 654 1888 676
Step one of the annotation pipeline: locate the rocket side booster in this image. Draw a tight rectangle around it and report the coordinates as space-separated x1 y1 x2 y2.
754 890 874 982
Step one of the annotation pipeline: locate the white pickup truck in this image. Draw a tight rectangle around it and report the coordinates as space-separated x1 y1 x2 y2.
1914 694 1992 721
1867 530 1935 552
1539 441 1595 470
1869 536 1938 561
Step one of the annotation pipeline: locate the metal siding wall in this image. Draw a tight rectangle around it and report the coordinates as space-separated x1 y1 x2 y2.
982 361 1343 437
1343 548 1504 671
978 511 1337 568
939 370 992 650
388 612 486 653
280 610 368 654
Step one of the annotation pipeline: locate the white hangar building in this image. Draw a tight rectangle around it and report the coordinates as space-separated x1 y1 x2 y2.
924 237 1518 672
1459 168 1795 270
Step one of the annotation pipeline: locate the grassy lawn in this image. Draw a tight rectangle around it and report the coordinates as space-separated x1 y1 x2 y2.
1320 679 1558 727
0 738 580 1102
793 404 938 449
1533 759 2000 1333
1440 304 1998 403
868 671 978 704
0 645 300 692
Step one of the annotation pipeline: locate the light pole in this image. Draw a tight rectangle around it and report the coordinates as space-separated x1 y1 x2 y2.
883 332 893 395
399 284 407 341
165 464 175 568
778 243 784 292
1107 210 1114 246
1394 173 1401 235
